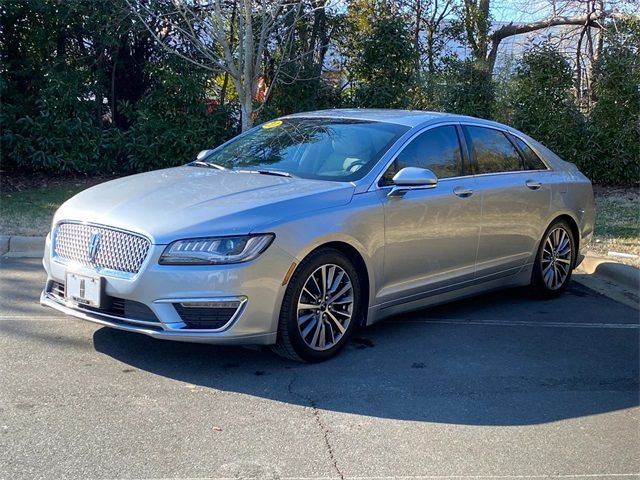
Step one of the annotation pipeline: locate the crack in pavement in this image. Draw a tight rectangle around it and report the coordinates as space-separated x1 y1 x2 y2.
288 375 344 480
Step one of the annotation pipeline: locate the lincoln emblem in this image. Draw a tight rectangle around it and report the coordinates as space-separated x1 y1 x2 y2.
88 232 101 262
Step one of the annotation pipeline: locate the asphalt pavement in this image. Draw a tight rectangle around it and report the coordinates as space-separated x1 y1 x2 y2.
1 257 638 480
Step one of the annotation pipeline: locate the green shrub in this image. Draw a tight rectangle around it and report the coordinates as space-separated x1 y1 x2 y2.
506 45 585 165
264 76 341 120
585 26 640 185
437 59 495 119
120 64 236 172
2 67 106 173
343 9 418 108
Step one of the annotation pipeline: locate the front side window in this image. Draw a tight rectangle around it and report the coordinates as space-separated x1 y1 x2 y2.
380 126 464 185
465 126 523 174
200 118 408 182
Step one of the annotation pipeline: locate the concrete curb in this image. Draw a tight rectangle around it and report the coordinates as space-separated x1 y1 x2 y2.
577 256 639 292
0 235 9 256
1 235 46 259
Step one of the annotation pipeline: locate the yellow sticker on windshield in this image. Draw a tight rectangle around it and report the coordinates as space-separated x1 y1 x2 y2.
262 120 283 129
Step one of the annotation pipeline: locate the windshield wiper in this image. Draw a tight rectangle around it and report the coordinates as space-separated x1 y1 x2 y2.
233 168 296 178
255 169 294 178
190 160 227 170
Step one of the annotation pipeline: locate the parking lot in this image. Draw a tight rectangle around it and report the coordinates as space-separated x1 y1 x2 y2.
1 257 638 479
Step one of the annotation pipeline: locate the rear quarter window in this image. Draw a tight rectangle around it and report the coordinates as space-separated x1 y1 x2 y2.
513 136 548 170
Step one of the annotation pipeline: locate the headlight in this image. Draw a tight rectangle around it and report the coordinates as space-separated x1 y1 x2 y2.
159 234 274 265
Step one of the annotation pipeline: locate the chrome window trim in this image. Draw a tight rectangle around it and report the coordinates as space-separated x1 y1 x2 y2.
369 121 468 192
52 220 153 279
376 175 471 193
470 169 551 179
369 121 553 193
154 296 248 333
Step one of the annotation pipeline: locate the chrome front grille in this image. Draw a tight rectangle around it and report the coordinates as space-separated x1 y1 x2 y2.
54 223 150 274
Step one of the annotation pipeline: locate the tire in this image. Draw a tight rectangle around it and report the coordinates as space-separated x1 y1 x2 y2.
271 248 363 362
531 219 576 298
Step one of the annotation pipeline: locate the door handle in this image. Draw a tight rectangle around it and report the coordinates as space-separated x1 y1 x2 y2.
525 180 542 190
453 186 473 198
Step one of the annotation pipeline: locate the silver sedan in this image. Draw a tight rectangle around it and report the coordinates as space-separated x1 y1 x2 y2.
41 109 595 361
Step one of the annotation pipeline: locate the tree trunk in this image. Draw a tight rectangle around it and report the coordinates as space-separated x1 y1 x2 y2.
220 72 230 106
220 0 238 106
241 94 253 131
426 28 435 75
575 25 587 106
95 46 104 128
463 0 491 67
413 0 422 74
586 0 604 108
310 0 328 78
240 0 255 131
56 30 67 59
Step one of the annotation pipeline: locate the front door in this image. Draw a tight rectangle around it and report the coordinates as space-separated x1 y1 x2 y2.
377 125 481 306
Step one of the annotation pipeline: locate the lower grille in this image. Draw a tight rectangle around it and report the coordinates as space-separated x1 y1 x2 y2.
50 281 65 298
48 281 159 323
174 302 241 330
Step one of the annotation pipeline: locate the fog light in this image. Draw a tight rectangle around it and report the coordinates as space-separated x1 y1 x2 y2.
174 298 247 330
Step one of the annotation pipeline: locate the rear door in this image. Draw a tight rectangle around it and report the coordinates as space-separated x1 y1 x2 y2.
462 125 552 280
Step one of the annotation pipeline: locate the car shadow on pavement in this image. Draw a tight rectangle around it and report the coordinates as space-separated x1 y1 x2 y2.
93 284 639 426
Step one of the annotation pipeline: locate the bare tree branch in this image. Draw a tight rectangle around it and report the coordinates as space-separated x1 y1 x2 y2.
486 9 637 73
126 0 329 131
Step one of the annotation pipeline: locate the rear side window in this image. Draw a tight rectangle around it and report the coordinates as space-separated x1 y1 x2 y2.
513 136 547 170
380 126 463 185
465 126 523 174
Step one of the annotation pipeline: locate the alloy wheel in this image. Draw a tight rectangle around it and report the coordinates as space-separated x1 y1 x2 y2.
541 226 572 290
296 264 354 351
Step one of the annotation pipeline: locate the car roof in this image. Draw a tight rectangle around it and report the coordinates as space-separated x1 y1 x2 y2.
282 108 491 128
283 108 537 134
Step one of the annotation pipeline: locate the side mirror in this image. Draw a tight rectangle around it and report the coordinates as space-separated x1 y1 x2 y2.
388 167 438 197
196 149 215 160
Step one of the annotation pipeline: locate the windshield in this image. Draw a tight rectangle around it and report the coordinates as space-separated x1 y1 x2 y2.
199 118 409 182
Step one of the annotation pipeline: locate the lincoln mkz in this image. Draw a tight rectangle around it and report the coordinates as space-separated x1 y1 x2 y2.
41 110 595 361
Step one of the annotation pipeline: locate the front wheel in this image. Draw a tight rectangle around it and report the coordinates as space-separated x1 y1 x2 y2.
271 248 363 362
531 219 576 297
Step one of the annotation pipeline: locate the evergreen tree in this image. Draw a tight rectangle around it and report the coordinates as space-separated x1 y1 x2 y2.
507 45 584 164
343 1 418 108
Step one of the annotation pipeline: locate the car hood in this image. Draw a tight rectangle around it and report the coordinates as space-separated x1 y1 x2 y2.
54 167 355 244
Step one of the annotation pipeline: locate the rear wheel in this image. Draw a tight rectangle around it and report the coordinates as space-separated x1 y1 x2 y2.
531 219 576 297
271 248 362 362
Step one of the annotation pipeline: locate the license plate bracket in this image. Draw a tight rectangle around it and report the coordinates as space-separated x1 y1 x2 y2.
65 273 103 308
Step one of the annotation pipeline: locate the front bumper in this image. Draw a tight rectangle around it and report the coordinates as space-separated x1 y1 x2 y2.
40 236 296 345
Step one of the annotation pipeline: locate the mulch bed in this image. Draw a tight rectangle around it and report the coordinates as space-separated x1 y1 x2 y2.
1 172 119 193
592 185 639 197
